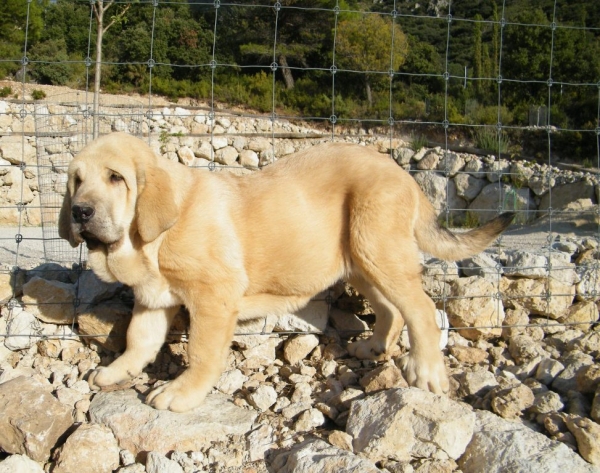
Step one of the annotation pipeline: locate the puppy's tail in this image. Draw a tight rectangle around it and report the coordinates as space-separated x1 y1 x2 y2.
415 201 514 261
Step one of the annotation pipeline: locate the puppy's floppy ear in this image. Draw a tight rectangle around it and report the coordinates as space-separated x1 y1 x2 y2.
136 166 178 243
58 187 79 247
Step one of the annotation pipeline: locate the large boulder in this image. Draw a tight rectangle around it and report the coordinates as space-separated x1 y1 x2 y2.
0 377 73 462
459 410 598 473
346 387 475 462
89 389 257 458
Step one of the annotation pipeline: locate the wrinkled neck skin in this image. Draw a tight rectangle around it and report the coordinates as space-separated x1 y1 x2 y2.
87 228 181 310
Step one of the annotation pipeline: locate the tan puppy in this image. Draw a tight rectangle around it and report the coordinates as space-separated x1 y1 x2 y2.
60 132 513 412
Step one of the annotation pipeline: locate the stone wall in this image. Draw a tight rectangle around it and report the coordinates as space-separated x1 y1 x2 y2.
0 99 598 231
0 101 599 230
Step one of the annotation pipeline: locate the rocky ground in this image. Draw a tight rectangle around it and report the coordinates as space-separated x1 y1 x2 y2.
0 231 599 472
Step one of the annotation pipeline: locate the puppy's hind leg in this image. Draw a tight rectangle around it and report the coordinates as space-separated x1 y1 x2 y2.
351 243 449 395
346 274 404 361
88 303 178 388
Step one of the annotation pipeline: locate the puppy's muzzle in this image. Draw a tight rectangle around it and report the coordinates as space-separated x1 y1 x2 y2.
72 204 95 224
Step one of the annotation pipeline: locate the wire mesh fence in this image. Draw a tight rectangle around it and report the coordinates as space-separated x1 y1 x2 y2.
0 0 599 347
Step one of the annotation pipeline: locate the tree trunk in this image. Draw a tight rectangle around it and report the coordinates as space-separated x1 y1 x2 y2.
278 55 295 90
365 79 373 108
93 3 104 139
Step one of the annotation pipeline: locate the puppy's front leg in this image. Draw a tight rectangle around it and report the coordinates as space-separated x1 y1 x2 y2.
146 297 237 412
88 303 178 388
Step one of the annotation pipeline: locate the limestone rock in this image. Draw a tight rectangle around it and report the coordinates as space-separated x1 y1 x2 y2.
576 264 600 302
329 308 369 336
176 146 195 166
460 252 502 280
283 334 320 365
0 454 44 473
459 410 598 473
247 137 272 152
464 158 486 178
560 300 599 326
454 173 488 202
576 364 600 394
239 149 259 169
328 430 354 452
552 351 594 395
486 159 511 182
0 136 37 165
271 439 380 473
214 146 238 165
247 384 278 411
0 376 73 462
416 150 440 170
22 277 76 324
504 249 576 286
469 183 535 224
247 424 276 462
448 346 489 364
359 362 408 393
294 408 326 432
4 308 39 351
194 141 213 160
446 276 504 340
77 269 123 309
413 170 467 218
535 358 565 385
455 368 499 398
89 389 257 457
490 383 535 419
500 277 575 320
565 415 600 466
274 300 329 333
592 388 600 423
422 259 459 300
508 334 546 363
53 424 120 473
437 152 465 176
530 391 564 415
145 451 184 473
539 180 596 212
215 368 247 395
347 387 475 462
394 147 414 165
77 302 132 352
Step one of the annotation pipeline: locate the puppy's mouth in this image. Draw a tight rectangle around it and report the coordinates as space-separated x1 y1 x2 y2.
80 231 105 251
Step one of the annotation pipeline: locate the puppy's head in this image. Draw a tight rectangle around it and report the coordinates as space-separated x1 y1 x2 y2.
59 132 178 251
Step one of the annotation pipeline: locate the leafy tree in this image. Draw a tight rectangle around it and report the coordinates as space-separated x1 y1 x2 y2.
0 0 44 78
472 14 484 97
336 13 408 108
218 1 341 90
501 9 551 110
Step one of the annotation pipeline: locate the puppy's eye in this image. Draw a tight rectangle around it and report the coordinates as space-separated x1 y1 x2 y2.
109 172 124 184
74 176 82 190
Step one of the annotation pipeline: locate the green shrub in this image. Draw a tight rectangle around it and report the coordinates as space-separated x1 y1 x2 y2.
31 89 46 100
467 104 514 125
0 86 12 98
473 127 509 153
409 133 428 152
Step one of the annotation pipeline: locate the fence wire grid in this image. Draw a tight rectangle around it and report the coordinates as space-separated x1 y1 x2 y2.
0 0 599 347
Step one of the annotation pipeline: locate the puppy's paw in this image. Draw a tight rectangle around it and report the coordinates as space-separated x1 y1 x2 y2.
145 377 208 413
88 366 133 390
348 338 387 361
397 352 449 394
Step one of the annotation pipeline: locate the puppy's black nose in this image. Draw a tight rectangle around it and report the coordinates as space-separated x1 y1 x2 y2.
72 205 95 223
